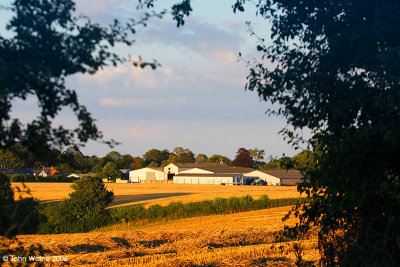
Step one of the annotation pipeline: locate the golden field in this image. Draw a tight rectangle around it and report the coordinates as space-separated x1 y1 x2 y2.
6 206 319 266
11 183 303 208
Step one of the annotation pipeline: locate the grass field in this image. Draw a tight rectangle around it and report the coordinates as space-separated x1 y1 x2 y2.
11 183 303 208
10 206 319 266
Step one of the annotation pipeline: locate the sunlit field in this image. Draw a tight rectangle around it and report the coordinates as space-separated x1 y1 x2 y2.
12 183 303 208
10 206 319 266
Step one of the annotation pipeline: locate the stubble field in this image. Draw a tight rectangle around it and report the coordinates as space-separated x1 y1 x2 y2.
12 183 303 208
8 206 318 266
5 183 316 266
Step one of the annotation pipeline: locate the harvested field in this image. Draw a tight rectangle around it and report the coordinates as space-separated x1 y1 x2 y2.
12 183 303 208
8 206 319 266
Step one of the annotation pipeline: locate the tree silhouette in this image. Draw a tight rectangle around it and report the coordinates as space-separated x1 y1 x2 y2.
232 148 253 168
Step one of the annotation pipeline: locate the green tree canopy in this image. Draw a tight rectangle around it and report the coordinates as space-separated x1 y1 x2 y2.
0 148 25 169
173 147 195 163
100 162 121 179
195 153 208 163
207 154 232 166
105 151 122 164
233 0 400 264
41 176 114 233
116 154 133 169
143 149 170 166
129 156 144 169
248 148 265 168
291 150 316 170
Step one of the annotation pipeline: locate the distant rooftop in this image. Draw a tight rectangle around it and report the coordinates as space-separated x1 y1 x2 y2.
259 169 303 179
170 163 228 168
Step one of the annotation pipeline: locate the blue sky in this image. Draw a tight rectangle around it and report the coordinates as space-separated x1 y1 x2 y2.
2 0 306 159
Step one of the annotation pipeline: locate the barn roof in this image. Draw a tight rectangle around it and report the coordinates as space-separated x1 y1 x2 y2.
180 166 254 174
174 173 241 177
147 167 165 172
170 163 228 168
259 169 303 179
197 166 254 173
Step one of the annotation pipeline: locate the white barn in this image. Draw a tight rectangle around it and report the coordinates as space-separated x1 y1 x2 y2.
164 163 228 180
173 166 254 185
129 167 164 183
245 169 303 185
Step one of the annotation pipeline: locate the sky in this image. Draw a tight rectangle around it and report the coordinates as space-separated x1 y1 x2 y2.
1 0 307 160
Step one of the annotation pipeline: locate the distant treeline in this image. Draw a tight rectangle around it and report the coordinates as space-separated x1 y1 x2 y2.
1 143 316 175
8 174 79 183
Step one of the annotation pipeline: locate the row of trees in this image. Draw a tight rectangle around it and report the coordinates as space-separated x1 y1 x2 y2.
0 144 314 173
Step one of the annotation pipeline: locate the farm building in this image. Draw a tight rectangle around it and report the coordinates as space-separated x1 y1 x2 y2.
129 167 164 183
245 170 303 185
164 162 228 180
38 167 59 177
173 166 255 185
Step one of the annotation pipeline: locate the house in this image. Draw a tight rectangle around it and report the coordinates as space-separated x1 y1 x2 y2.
245 169 303 185
38 167 59 177
163 163 229 181
129 167 165 183
173 166 255 185
7 168 40 175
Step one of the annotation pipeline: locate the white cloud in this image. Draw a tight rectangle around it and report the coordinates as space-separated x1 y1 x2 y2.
99 97 187 107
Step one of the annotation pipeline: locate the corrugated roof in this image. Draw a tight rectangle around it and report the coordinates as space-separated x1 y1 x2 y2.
179 166 254 174
259 169 303 179
174 173 240 177
147 167 165 172
197 166 254 173
171 163 228 168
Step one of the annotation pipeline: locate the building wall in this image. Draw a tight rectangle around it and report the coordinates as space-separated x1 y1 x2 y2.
280 178 302 185
129 168 164 183
164 164 180 180
245 170 281 185
173 175 246 185
178 168 214 174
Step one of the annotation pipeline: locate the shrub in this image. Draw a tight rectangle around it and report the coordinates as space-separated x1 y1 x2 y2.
0 174 42 237
227 196 241 212
147 204 165 220
239 195 253 211
13 198 42 234
165 201 185 219
212 197 227 213
39 177 114 233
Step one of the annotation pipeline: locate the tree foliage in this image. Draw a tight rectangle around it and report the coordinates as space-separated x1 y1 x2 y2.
195 153 208 163
117 154 134 169
0 0 164 153
248 148 265 168
260 156 294 170
232 148 253 168
40 177 114 233
234 0 400 264
207 154 232 166
100 162 121 179
143 149 170 166
291 150 316 171
173 147 195 163
129 156 144 170
0 173 41 237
